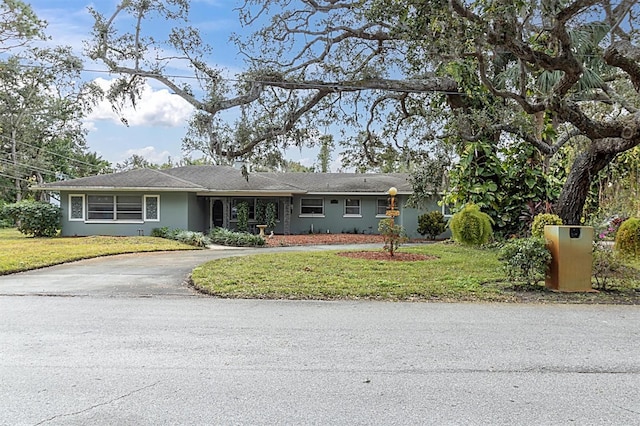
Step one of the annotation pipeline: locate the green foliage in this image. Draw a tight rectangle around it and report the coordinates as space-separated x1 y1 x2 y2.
150 226 171 238
2 200 60 237
150 227 209 247
531 213 563 238
265 202 277 230
449 203 493 246
444 140 562 237
378 218 408 256
615 218 640 258
592 244 640 291
174 230 211 248
417 211 447 239
236 201 249 232
209 227 265 247
498 237 552 287
255 200 266 224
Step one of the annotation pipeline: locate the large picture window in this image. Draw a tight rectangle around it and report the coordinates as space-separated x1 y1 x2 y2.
300 198 324 215
87 195 145 221
344 199 361 216
230 198 279 221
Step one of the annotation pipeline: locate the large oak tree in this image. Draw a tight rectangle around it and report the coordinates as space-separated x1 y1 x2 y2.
89 0 640 224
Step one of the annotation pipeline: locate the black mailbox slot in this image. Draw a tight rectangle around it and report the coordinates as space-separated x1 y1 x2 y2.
569 227 581 238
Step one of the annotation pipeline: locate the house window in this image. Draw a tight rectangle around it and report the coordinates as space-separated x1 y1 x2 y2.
69 195 85 221
116 195 143 220
442 202 453 218
87 195 115 220
87 195 144 221
344 199 361 216
231 198 256 221
300 198 324 215
144 195 160 221
376 198 388 216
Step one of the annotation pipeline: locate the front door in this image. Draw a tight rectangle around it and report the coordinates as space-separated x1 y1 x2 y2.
212 200 224 227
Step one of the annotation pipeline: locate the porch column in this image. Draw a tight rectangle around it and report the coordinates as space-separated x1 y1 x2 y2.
282 197 291 235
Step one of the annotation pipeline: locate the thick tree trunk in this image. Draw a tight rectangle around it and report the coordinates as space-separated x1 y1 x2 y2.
557 149 617 225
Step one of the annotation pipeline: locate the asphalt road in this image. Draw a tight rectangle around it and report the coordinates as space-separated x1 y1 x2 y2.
1 248 639 425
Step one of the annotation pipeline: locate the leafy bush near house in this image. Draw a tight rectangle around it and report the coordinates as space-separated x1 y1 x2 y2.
151 226 171 238
592 244 640 290
210 227 265 247
1 200 61 237
174 230 211 248
531 213 563 238
417 211 447 240
449 203 493 246
614 218 640 257
498 237 551 286
151 227 209 247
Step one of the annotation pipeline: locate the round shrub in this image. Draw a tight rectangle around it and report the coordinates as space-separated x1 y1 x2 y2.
417 210 447 240
531 213 563 238
2 200 61 237
449 203 493 246
615 218 640 257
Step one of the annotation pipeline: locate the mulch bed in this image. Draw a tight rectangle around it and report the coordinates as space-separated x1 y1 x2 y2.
264 233 386 247
337 251 437 262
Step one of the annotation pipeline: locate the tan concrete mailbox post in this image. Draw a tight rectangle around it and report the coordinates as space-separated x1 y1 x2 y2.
544 225 594 292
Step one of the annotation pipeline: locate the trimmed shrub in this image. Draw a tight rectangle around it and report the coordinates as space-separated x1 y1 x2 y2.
614 218 640 257
210 227 265 247
449 203 493 246
498 237 551 286
417 210 447 240
531 213 563 238
151 226 171 238
2 200 61 237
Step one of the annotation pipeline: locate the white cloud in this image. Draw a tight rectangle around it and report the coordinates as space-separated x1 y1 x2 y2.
121 146 172 164
86 78 194 127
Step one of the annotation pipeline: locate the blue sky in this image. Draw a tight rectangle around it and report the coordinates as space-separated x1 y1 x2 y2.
25 0 325 169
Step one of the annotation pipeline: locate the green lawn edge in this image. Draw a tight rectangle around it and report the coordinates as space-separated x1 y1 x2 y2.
0 228 198 275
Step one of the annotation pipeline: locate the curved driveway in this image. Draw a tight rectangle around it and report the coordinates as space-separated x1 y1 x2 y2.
0 244 379 297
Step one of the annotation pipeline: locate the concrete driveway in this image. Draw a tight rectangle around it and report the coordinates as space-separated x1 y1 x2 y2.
1 247 639 425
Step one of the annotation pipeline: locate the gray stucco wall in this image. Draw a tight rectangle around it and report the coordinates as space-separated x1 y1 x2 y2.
59 191 194 236
287 194 448 239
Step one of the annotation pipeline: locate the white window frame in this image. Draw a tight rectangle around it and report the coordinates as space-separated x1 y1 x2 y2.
375 198 388 217
144 195 160 222
441 202 453 218
300 198 324 217
343 198 362 217
68 194 85 221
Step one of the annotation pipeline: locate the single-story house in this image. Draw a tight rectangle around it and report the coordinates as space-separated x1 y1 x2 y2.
35 165 447 239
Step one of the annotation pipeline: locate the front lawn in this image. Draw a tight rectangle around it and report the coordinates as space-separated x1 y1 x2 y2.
0 228 197 275
192 243 640 304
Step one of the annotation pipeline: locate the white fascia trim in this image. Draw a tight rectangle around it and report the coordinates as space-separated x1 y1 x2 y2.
196 191 299 197
41 186 203 192
305 192 410 196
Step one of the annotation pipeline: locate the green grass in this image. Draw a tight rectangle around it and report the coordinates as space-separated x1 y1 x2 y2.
0 228 197 275
192 243 640 303
192 244 509 301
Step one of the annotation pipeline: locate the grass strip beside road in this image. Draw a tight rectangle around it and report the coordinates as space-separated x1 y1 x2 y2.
0 228 197 275
192 244 509 302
